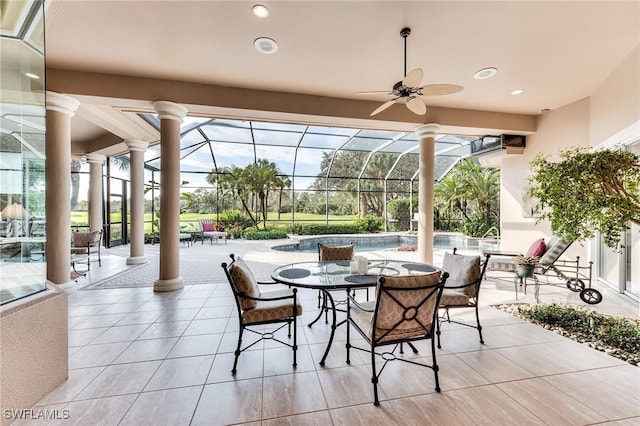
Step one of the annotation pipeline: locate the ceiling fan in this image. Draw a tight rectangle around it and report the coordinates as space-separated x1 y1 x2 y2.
360 27 463 116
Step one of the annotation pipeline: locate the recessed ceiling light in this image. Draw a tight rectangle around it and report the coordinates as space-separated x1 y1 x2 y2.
24 72 40 79
254 37 278 54
252 4 269 18
511 89 524 95
474 67 497 80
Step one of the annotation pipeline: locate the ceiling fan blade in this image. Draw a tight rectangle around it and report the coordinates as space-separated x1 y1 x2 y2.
419 84 464 96
402 68 423 88
357 90 394 96
406 97 427 115
370 99 397 116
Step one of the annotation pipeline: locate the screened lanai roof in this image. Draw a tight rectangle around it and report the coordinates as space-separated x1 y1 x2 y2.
140 114 501 189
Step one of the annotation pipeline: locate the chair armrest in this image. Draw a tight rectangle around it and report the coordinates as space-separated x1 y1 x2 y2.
481 250 521 257
237 289 296 303
347 295 374 312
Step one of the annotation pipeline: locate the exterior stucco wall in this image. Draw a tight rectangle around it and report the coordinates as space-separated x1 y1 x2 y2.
0 287 68 426
499 43 640 267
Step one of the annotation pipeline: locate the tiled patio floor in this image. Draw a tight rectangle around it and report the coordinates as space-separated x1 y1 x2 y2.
17 239 640 425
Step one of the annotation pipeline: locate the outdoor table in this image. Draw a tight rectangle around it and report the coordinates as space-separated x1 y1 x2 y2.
271 259 439 366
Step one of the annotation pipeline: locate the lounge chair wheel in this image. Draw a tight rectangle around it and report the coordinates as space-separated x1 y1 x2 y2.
566 278 585 292
579 288 602 304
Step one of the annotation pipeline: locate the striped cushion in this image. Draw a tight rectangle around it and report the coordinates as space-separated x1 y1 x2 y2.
318 243 354 261
439 289 471 306
539 238 572 265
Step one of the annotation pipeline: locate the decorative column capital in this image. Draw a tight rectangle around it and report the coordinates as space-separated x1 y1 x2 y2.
414 123 440 140
85 154 106 164
125 139 149 152
152 101 188 123
45 91 80 117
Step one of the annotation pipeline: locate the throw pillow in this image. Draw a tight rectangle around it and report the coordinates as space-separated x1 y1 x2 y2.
525 238 546 257
202 222 215 232
229 256 260 310
441 252 481 298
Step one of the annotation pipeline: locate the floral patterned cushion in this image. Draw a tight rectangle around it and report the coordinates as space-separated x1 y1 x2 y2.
318 243 355 261
229 257 260 310
442 252 481 298
439 289 470 307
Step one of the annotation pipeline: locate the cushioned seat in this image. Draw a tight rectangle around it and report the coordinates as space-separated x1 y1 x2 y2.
198 219 228 244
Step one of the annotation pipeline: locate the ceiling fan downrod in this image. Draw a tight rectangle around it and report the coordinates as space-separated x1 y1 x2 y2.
400 27 411 78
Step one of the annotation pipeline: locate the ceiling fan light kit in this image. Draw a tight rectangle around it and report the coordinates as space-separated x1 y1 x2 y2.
361 27 463 117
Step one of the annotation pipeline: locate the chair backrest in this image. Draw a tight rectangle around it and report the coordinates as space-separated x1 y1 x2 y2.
73 230 101 248
222 254 260 310
318 242 355 261
539 237 572 266
371 271 445 344
441 251 490 298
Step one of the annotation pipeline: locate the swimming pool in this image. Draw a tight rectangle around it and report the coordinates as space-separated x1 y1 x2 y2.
271 233 479 253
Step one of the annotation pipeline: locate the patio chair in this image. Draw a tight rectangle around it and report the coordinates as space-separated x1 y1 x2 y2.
198 218 228 244
346 271 447 405
222 254 302 374
309 242 358 326
70 229 102 270
437 249 490 348
156 219 192 246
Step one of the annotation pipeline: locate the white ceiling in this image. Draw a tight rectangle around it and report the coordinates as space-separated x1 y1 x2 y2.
43 1 640 144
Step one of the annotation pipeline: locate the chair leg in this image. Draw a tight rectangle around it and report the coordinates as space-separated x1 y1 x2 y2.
475 304 484 344
346 317 351 365
371 345 380 406
436 313 442 349
317 289 322 309
431 336 441 393
232 326 244 375
292 316 297 368
407 342 419 354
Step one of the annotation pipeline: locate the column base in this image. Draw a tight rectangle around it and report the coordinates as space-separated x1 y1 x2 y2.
126 256 148 265
154 276 184 292
53 280 78 292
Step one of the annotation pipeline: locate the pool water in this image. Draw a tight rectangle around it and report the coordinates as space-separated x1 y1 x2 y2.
271 234 468 253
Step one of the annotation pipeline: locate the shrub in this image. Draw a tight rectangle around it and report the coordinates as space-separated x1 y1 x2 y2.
515 303 640 365
219 209 252 230
387 198 411 231
243 229 289 240
353 214 383 233
287 223 361 235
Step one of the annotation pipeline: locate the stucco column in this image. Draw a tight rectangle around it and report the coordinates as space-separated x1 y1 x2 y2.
415 123 439 264
45 92 80 291
153 101 187 292
125 140 149 265
85 154 105 233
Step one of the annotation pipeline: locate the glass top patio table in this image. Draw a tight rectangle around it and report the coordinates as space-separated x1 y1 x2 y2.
271 259 439 365
271 259 438 289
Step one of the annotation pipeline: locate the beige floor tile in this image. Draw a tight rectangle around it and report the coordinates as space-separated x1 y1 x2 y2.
182 318 229 335
497 377 607 424
262 410 333 426
112 337 178 363
329 402 400 425
191 379 263 425
90 324 150 344
68 327 108 347
145 355 214 391
115 310 162 326
542 371 640 419
262 345 315 377
119 386 202 426
480 321 566 348
70 313 128 330
35 367 105 406
207 350 264 383
434 326 487 353
194 305 233 319
375 356 442 399
216 331 249 354
171 298 207 309
167 333 222 358
155 308 200 322
454 349 536 383
598 418 640 425
51 394 137 426
262 371 328 418
138 321 190 340
435 353 491 391
579 364 640 397
498 340 624 376
97 302 144 315
386 393 476 425
317 364 385 408
446 384 546 425
68 342 130 369
76 361 161 399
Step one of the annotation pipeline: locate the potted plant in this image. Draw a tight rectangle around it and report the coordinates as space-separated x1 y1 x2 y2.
513 255 540 278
